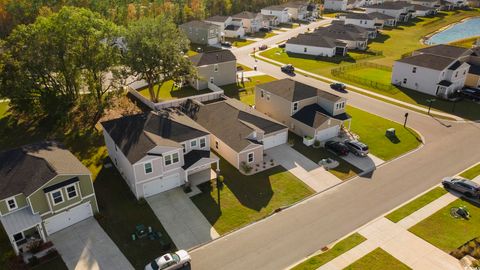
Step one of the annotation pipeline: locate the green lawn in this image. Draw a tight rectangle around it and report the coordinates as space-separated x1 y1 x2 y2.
460 163 480 180
248 31 278 39
32 257 68 270
292 233 366 270
344 248 411 270
449 36 480 48
225 37 256 48
94 165 175 269
347 106 422 161
137 81 211 102
222 75 276 105
0 102 9 118
385 187 448 223
289 132 362 180
346 68 393 85
191 157 314 235
409 198 480 253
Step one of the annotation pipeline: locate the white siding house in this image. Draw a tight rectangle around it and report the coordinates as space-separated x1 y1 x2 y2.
261 6 290 23
324 0 348 11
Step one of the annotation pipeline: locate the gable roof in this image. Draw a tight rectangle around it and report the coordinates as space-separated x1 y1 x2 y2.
365 1 411 10
287 34 347 48
180 20 217 29
262 5 288 11
396 53 456 70
292 104 342 129
257 79 319 102
205 15 230 23
415 44 471 59
189 50 237 66
101 111 209 163
0 141 90 199
340 13 375 20
312 26 367 42
367 12 396 20
233 11 259 20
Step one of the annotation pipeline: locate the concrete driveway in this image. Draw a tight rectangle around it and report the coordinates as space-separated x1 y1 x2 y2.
146 188 219 250
266 144 342 192
50 218 133 270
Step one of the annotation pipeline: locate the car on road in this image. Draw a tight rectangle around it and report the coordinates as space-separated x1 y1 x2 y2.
145 250 191 270
281 64 295 73
259 44 268 50
325 141 349 156
259 27 272 32
460 88 480 102
442 177 480 198
330 82 346 92
220 41 232 47
278 43 286 48
345 140 369 157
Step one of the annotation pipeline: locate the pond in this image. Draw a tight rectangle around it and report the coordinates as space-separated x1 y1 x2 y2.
426 17 480 45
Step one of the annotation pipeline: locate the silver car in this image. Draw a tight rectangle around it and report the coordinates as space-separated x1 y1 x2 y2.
442 177 480 198
345 140 369 157
145 250 191 270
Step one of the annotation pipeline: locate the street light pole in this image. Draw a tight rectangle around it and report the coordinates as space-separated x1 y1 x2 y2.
426 99 435 115
404 112 409 127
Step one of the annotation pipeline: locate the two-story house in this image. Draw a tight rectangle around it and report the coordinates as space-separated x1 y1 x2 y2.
261 6 290 23
232 12 264 33
0 141 99 254
204 15 245 39
338 13 382 29
101 110 219 199
312 25 369 50
188 50 237 90
282 1 309 20
183 98 288 172
179 20 219 45
324 0 348 11
255 79 352 142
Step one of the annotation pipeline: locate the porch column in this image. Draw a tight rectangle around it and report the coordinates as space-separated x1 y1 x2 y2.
10 236 19 255
38 224 47 242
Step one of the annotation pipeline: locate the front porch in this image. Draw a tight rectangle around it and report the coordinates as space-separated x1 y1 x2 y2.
183 150 220 188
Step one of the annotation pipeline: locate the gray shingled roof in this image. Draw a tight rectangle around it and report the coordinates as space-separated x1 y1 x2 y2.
367 12 396 20
396 54 456 70
365 1 412 10
262 5 288 11
205 15 230 23
287 34 347 48
312 26 367 42
292 104 332 128
256 79 319 102
233 11 259 19
180 20 217 29
0 141 90 199
341 13 374 20
101 111 209 163
189 50 237 67
416 44 470 59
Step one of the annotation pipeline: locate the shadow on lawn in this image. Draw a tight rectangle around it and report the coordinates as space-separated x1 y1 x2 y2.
286 52 357 64
373 32 391 44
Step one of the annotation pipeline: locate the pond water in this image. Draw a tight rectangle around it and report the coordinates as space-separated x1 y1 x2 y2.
426 17 480 45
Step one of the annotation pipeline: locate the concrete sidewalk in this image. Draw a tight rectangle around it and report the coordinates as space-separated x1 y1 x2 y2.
266 144 342 192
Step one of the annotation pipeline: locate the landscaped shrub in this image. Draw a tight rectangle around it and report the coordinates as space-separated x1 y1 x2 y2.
240 161 252 173
28 256 39 267
26 239 42 254
314 140 321 147
137 198 147 205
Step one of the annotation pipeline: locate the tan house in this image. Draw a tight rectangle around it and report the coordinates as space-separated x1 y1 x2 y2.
189 50 237 90
255 79 351 142
183 98 288 172
0 141 99 254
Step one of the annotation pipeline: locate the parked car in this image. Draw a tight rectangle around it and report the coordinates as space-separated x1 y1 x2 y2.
278 43 286 48
345 140 369 157
330 82 346 92
281 64 295 73
221 41 232 47
145 250 191 270
259 27 272 32
460 88 480 102
442 177 480 198
259 44 268 50
325 141 349 156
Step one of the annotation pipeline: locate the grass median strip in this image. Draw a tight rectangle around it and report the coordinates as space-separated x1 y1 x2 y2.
460 163 480 180
292 233 366 270
385 187 448 223
343 248 411 270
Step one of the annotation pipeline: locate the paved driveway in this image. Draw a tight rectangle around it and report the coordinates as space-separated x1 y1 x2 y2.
146 188 219 250
50 218 133 270
266 144 342 192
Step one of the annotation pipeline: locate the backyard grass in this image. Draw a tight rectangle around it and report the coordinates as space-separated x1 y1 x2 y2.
137 81 211 102
344 248 411 270
191 157 314 235
0 102 9 118
346 68 393 85
460 163 480 180
222 75 276 105
292 233 367 270
289 132 362 180
409 198 480 253
225 37 256 48
94 165 175 269
385 187 448 223
346 106 422 161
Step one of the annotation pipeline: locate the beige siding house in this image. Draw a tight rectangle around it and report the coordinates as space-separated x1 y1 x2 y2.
0 142 98 254
189 50 237 90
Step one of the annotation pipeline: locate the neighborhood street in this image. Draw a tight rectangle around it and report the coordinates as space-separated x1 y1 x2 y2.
189 19 480 270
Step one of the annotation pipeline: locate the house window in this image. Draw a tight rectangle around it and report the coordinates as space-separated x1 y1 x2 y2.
403 78 407 84
247 152 254 163
293 102 299 111
13 233 24 243
191 140 197 148
304 47 307 52
260 90 264 98
200 138 206 148
66 185 77 199
412 67 416 73
6 198 17 211
455 71 458 78
172 153 179 163
51 190 63 205
215 141 219 149
144 162 153 174
165 152 179 166
463 70 466 75
181 143 186 153
214 64 219 72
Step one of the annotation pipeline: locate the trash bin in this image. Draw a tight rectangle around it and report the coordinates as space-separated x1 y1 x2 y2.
386 128 395 137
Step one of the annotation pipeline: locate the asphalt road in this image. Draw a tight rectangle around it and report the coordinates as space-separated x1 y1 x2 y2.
190 19 480 270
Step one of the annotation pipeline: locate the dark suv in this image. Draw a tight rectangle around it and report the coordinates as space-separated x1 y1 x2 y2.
345 140 369 157
281 64 295 73
325 141 349 156
442 177 480 198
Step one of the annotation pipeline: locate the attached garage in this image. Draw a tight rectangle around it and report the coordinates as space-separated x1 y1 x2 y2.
44 202 93 235
263 131 288 149
315 126 340 141
143 173 182 198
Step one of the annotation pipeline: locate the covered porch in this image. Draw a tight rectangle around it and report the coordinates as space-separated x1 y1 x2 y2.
183 150 220 187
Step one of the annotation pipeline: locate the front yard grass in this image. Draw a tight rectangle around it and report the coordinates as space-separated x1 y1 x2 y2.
222 75 276 105
248 31 278 39
344 248 411 270
32 257 68 270
0 102 9 119
289 132 362 180
225 37 256 48
409 198 480 253
137 81 211 102
191 158 314 235
460 163 480 180
346 106 422 161
385 187 448 223
292 233 366 270
94 165 175 269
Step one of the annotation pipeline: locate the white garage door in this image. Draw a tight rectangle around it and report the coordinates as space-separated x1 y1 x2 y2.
143 173 181 198
315 126 340 141
44 202 93 235
263 131 288 149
